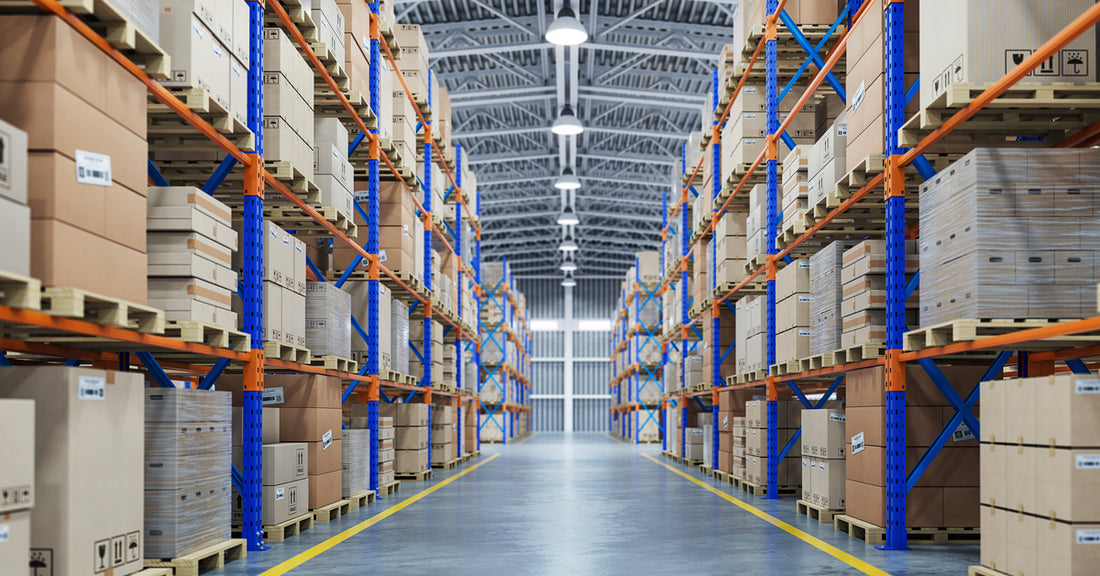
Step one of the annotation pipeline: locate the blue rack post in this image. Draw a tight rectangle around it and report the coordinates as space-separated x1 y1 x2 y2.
710 67 722 470
423 110 434 463
474 187 482 451
680 144 690 458
763 0 781 500
364 0 383 494
455 144 463 453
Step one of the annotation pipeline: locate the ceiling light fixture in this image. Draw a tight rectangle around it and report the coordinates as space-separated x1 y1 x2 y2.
554 167 582 190
559 229 578 252
559 254 578 272
551 105 584 136
561 271 577 287
545 2 588 46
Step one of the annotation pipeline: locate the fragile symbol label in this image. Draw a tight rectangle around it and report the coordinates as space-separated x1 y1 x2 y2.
78 376 106 401
851 432 865 455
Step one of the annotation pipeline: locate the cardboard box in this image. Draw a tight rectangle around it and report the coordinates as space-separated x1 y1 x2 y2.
380 403 430 426
260 478 308 525
812 457 846 510
305 439 342 476
432 405 454 425
262 443 307 485
394 449 428 473
0 367 144 576
0 509 30 575
0 197 28 278
802 408 847 459
394 427 429 450
279 408 342 443
308 470 341 509
0 400 34 513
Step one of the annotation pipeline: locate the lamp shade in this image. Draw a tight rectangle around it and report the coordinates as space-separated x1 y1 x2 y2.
546 5 588 46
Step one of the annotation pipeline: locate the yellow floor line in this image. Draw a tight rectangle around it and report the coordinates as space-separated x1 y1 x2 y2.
642 453 893 576
605 433 628 445
511 431 538 445
261 453 502 575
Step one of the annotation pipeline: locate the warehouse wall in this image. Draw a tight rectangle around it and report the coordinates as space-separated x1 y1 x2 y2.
519 277 617 431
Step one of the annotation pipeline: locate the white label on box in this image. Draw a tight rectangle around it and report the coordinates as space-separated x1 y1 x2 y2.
322 429 333 450
232 61 243 79
1076 379 1100 394
75 150 112 186
1077 529 1100 544
0 523 8 542
275 487 285 501
798 261 810 269
212 42 224 60
77 376 106 400
851 432 865 455
378 249 388 263
746 139 757 145
745 87 757 94
0 129 10 192
829 413 846 423
262 387 285 405
953 422 976 442
745 113 757 120
852 81 866 113
837 125 847 137
402 224 409 236
1076 455 1100 469
798 295 812 303
798 329 812 337
192 17 203 39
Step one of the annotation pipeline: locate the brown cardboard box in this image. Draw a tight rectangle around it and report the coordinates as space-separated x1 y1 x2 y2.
261 478 308 525
846 479 944 528
1036 374 1100 447
776 259 811 300
1036 516 1100 576
394 449 428 473
231 407 280 445
0 509 30 574
0 400 34 514
379 403 430 426
263 443 307 485
777 293 811 333
394 426 429 450
846 444 885 485
943 486 981 528
31 218 148 304
431 405 454 425
846 365 989 408
802 408 847 459
1006 508 1038 576
719 432 732 453
980 504 1007 571
223 374 341 409
745 427 800 457
0 367 144 576
306 439 342 475
718 450 732 473
980 442 1005 507
813 457 846 510
279 408 342 443
1036 447 1100 522
744 455 799 486
308 470 341 509
430 425 453 444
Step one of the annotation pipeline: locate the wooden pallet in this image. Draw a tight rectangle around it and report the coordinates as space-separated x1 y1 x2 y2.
903 318 1097 352
164 321 251 351
699 464 712 476
265 0 317 42
144 538 246 576
310 355 358 374
711 278 768 299
312 499 352 524
968 565 1010 576
148 88 254 152
40 286 166 334
833 342 885 365
317 89 377 132
432 457 461 470
716 165 770 208
0 270 42 310
380 270 428 303
834 514 979 545
684 459 704 467
265 204 357 238
743 253 768 276
261 512 314 543
346 489 376 510
308 41 349 92
396 469 433 481
899 82 1100 148
796 499 843 524
735 478 799 498
132 570 173 576
263 340 312 364
736 370 766 385
378 480 401 496
713 470 730 483
807 351 839 371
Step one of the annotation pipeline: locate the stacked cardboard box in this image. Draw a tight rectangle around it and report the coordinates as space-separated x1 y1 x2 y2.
776 259 811 364
685 427 705 461
391 87 419 174
720 85 816 176
481 412 505 443
263 28 315 179
807 114 847 208
314 118 355 223
714 210 749 286
732 416 747 479
431 405 455 465
0 118 29 276
148 187 239 331
781 146 810 237
231 405 301 527
980 374 1100 575
0 15 148 302
390 297 410 374
410 319 444 385
629 410 661 443
744 400 802 486
341 429 370 497
347 281 392 370
0 399 33 574
839 240 919 347
744 184 768 264
919 149 1100 324
463 399 477 454
716 390 753 473
665 406 680 456
735 0 844 56
336 0 372 102
312 0 347 76
305 281 352 359
395 24 430 99
145 389 232 558
0 367 144 576
233 220 306 347
684 354 704 389
691 238 709 309
703 422 715 468
845 365 984 528
442 344 458 388
701 303 736 387
809 240 859 355
382 404 430 474
801 408 847 510
735 295 767 373
378 416 396 486
339 182 423 280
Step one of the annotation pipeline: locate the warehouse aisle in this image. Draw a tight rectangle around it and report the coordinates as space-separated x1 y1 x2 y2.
212 433 977 575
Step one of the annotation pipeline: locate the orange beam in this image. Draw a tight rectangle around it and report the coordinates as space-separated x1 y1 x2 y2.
901 316 1100 362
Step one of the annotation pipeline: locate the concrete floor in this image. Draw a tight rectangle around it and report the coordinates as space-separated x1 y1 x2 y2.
212 432 979 576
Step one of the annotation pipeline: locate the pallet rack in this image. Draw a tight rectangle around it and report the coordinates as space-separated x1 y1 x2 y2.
608 255 665 444
618 0 1100 549
477 258 533 444
0 0 510 554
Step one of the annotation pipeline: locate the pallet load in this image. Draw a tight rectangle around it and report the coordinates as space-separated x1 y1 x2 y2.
481 412 504 443
684 353 704 389
341 181 424 281
390 297 410 374
919 149 1100 325
845 365 984 530
807 114 847 208
630 409 661 443
463 400 477 455
0 367 144 576
839 240 918 347
410 319 444 386
744 184 768 266
776 259 811 365
341 429 370 498
0 118 29 276
378 416 396 487
314 118 355 223
0 400 33 574
390 87 418 174
701 302 736 387
801 407 847 511
980 374 1100 576
744 400 802 487
311 0 346 77
442 344 458 388
720 84 815 179
665 406 680 456
431 405 454 466
145 389 232 559
262 28 315 180
716 390 752 474
685 427 705 462
809 240 859 355
732 416 747 479
395 24 430 102
735 295 767 374
336 0 372 101
148 187 239 331
714 210 749 286
232 407 301 528
305 281 352 360
381 404 430 476
781 146 810 238
345 280 392 370
735 0 843 54
233 220 306 349
0 14 148 303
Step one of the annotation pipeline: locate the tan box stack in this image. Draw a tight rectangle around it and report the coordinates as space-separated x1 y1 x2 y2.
346 281 393 370
410 319 444 386
0 367 144 576
809 240 859 355
744 400 802 486
801 408 847 510
845 365 985 529
732 416 747 479
0 400 33 574
716 390 753 474
314 117 355 223
0 15 148 303
391 297 410 375
839 240 919 347
233 220 306 347
735 0 845 56
781 146 810 238
305 281 352 359
807 114 847 208
920 149 1100 325
776 259 811 365
342 429 370 498
148 187 239 331
481 412 504 443
336 0 371 103
0 118 30 276
980 374 1100 576
379 416 396 486
262 28 315 181
691 239 709 311
701 303 736 388
463 399 478 455
720 84 816 178
381 404 430 474
231 407 310 527
338 182 423 281
311 0 346 77
714 211 749 286
144 389 232 559
431 405 455 466
735 295 767 373
685 427 706 462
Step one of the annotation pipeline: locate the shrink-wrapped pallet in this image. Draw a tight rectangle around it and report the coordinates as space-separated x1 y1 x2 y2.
305 282 352 359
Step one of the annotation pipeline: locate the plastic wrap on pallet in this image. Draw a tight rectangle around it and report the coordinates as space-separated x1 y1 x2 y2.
145 477 231 559
348 281 393 371
305 282 352 360
341 429 370 497
390 298 410 374
145 388 232 423
638 336 662 366
809 241 859 355
919 148 1100 325
481 261 506 287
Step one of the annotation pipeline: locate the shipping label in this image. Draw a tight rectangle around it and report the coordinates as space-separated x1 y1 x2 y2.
1076 379 1100 394
262 387 285 405
322 429 333 450
75 150 112 187
851 432 865 455
1076 455 1100 469
1077 529 1100 544
829 413 846 423
77 376 106 401
953 422 976 442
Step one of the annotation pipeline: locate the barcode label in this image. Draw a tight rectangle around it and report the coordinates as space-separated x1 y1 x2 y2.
275 487 285 501
75 150 111 186
798 295 811 303
852 81 866 113
837 125 848 137
851 432 865 455
78 376 106 400
829 413 846 423
953 422 976 442
322 429 333 450
262 387 284 405
1076 455 1100 469
798 261 810 268
798 329 812 337
0 524 7 542
1077 529 1100 544
1076 379 1100 394
378 249 388 263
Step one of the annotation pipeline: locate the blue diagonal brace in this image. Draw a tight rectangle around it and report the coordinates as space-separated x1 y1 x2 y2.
305 254 327 284
905 269 920 300
231 464 244 496
778 428 801 461
64 359 82 367
203 156 239 194
148 159 170 187
778 10 846 100
905 76 920 106
199 358 231 390
349 131 366 156
917 358 982 437
136 352 175 388
786 381 814 409
1066 359 1092 375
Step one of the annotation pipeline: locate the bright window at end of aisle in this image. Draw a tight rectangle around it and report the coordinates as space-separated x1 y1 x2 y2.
531 320 560 331
577 319 611 332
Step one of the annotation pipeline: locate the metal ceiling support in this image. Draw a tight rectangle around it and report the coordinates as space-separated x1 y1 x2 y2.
454 125 683 139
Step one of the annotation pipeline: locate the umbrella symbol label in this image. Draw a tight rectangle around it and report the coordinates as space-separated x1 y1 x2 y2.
1062 50 1089 76
29 548 52 576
